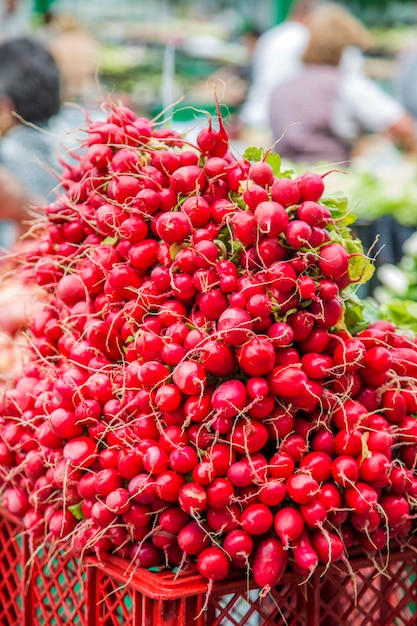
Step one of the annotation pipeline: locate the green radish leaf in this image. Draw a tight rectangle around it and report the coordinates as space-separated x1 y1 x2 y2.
101 235 118 245
264 152 281 176
68 503 85 521
278 168 296 178
169 242 185 260
343 292 380 335
380 299 417 332
322 191 349 211
348 250 375 285
243 146 264 162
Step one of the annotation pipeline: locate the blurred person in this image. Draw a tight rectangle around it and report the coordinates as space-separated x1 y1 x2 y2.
0 0 32 40
42 13 101 105
268 3 417 165
393 45 417 122
0 36 61 249
238 0 318 131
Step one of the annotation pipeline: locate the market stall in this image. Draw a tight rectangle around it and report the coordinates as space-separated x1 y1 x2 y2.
0 3 417 625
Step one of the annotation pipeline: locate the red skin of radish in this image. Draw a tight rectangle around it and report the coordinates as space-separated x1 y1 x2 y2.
311 529 345 564
223 529 254 563
172 360 206 395
159 506 190 534
248 160 275 187
344 482 379 515
211 379 247 418
178 483 207 515
268 452 295 480
156 211 192 244
286 473 320 504
230 210 257 246
379 494 410 530
274 506 305 547
300 499 328 529
357 451 390 486
389 347 417 378
279 433 308 462
229 420 269 454
297 201 328 227
271 177 300 207
181 196 211 228
333 339 366 372
170 165 206 194
267 366 308 398
350 508 381 534
226 461 255 488
258 479 287 506
203 443 236 476
318 243 349 279
197 546 230 581
242 182 269 210
301 352 333 379
388 466 414 494
2 487 30 517
292 529 319 575
333 428 362 457
199 340 236 378
299 451 333 483
130 541 161 568
128 239 159 271
254 200 289 237
236 336 275 377
154 471 185 502
56 274 86 305
331 455 359 487
296 172 325 201
331 399 368 431
63 437 97 469
207 503 241 533
252 536 288 591
285 220 312 249
48 509 78 538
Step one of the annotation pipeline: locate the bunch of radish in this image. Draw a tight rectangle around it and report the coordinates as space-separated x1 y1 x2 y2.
0 99 417 596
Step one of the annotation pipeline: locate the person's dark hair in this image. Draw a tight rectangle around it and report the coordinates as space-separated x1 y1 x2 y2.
0 37 61 123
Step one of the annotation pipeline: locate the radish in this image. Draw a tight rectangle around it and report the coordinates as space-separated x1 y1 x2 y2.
286 473 320 504
291 529 319 576
318 243 349 279
223 529 253 567
240 503 273 535
236 336 275 377
300 499 328 528
211 379 247 418
311 528 345 565
344 482 379 515
252 536 288 593
296 172 325 201
207 503 241 533
170 165 206 194
254 200 289 237
274 507 305 548
197 546 230 582
271 177 301 206
4 98 417 592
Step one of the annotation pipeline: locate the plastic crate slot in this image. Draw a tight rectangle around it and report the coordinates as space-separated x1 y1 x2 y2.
31 553 86 625
95 569 135 625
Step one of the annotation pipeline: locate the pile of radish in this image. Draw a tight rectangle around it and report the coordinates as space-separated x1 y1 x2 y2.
1 99 417 595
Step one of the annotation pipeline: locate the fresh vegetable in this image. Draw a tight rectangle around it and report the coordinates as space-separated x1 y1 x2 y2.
0 98 416 598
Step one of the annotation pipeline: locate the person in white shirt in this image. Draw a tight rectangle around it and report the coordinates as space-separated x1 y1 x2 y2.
268 3 417 165
239 0 318 131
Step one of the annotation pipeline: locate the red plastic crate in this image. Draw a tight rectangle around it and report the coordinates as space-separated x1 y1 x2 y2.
0 508 416 625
